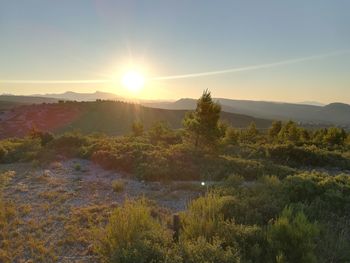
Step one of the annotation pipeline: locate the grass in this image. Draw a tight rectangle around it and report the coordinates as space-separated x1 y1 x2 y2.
74 163 82 171
112 179 125 193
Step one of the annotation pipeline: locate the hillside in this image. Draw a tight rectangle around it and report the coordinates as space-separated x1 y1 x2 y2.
1 92 349 262
0 100 272 138
145 98 350 126
0 95 59 110
3 92 349 127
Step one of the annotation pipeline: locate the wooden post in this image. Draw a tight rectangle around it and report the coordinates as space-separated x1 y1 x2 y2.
173 214 180 242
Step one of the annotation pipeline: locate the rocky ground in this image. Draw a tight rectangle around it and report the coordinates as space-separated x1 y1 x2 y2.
0 159 203 262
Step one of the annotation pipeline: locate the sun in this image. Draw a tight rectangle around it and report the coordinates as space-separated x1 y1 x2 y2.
121 70 145 93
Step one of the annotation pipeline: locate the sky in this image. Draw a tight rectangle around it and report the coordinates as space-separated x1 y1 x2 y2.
0 0 350 103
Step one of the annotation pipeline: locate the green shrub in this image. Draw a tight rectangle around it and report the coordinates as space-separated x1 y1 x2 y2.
222 156 295 180
131 121 144 137
0 146 7 161
267 206 319 263
29 128 54 146
0 138 41 163
266 144 350 169
181 193 227 241
284 172 350 215
74 163 81 171
94 199 175 263
148 121 181 145
223 127 239 145
180 193 265 262
221 176 285 226
181 237 239 263
323 127 347 146
48 132 88 157
112 180 125 193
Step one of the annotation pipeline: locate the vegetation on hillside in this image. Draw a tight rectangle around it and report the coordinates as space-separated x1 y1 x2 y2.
0 90 349 262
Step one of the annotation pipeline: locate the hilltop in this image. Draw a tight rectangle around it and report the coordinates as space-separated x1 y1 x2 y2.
0 100 272 139
2 92 349 129
0 95 59 110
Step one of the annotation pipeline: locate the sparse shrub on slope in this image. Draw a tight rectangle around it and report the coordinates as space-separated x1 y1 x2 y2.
266 144 350 169
29 128 54 146
221 176 286 226
267 206 319 263
148 121 182 145
180 193 266 262
111 180 125 193
47 132 88 157
277 121 302 145
181 193 228 241
131 121 144 137
284 172 350 215
94 198 176 263
223 126 240 145
268 121 282 140
221 156 295 180
0 138 41 163
323 127 347 146
92 140 157 174
181 237 239 263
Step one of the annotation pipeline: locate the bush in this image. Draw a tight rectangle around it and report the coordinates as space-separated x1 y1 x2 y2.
48 132 88 157
222 156 295 180
180 193 265 262
0 138 41 163
267 206 319 263
112 180 125 193
94 199 175 263
131 121 144 137
323 127 347 146
181 237 239 263
221 176 285 226
266 144 350 169
148 121 181 145
181 193 227 241
223 127 239 145
0 146 8 161
284 172 350 215
74 163 81 171
29 128 54 146
91 139 157 174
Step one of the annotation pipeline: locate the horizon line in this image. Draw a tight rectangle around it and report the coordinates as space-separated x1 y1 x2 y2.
1 49 349 84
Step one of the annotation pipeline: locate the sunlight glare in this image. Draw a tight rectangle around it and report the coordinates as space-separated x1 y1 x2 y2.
121 70 145 93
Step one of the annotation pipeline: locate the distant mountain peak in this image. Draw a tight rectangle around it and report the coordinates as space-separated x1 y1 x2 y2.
31 91 121 101
324 102 350 109
298 101 325 107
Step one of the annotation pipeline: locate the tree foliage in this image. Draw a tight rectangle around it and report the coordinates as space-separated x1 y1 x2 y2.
267 207 319 263
131 121 144 137
183 90 221 149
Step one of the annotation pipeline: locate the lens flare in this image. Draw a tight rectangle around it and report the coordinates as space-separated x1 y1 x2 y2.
121 71 145 93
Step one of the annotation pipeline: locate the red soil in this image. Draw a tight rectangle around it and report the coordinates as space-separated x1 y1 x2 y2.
0 103 84 138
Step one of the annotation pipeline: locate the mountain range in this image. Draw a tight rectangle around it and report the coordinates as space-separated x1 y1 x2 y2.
1 91 349 126
32 91 122 102
145 98 350 126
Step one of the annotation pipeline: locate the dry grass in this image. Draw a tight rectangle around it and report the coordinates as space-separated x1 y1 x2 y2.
0 160 203 262
112 179 125 193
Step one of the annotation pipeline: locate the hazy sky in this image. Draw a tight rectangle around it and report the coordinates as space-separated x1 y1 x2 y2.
1 0 350 103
